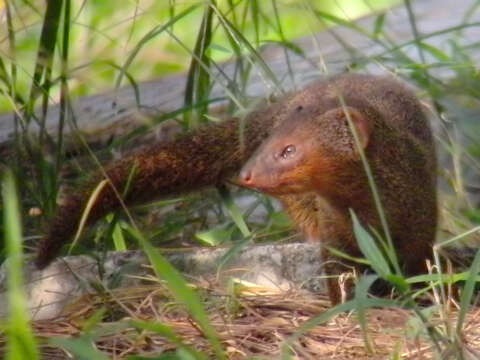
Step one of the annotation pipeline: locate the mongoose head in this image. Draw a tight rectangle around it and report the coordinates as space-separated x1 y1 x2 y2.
238 106 371 197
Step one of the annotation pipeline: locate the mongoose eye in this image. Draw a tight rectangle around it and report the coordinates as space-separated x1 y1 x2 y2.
280 144 296 159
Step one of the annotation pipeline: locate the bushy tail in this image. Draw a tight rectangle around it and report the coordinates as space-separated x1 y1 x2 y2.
35 109 276 269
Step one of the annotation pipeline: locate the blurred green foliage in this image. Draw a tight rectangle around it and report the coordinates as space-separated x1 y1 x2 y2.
0 0 398 113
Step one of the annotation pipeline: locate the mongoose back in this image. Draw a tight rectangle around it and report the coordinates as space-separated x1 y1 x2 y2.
36 74 437 303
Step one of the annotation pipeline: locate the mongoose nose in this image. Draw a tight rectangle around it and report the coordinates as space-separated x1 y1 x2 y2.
239 168 253 186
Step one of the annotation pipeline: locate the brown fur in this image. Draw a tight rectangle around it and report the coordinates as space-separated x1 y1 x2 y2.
36 73 437 305
238 74 437 303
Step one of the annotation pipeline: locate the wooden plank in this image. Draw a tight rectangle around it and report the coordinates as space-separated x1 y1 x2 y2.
0 0 478 144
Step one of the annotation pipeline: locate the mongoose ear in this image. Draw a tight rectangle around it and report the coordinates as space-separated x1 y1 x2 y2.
326 106 371 149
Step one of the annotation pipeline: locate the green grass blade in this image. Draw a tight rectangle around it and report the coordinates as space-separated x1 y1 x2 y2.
418 42 451 62
456 249 480 335
250 0 260 47
281 296 398 359
217 186 250 237
195 223 235 246
373 13 386 38
281 300 355 359
212 5 281 91
115 5 199 92
112 220 127 251
217 236 251 272
403 0 427 65
184 1 214 127
326 246 370 265
371 21 480 62
354 275 379 353
131 320 207 360
50 337 110 360
126 226 225 359
54 0 72 213
313 10 367 34
5 1 17 96
340 98 400 275
3 169 39 360
28 0 63 129
350 210 391 278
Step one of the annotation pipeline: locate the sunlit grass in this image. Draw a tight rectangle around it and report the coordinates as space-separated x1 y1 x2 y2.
0 0 400 113
2 170 39 360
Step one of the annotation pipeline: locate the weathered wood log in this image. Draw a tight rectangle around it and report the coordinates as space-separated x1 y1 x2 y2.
0 0 478 145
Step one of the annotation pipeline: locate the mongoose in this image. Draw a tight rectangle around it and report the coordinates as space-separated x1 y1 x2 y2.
237 75 437 302
35 73 437 303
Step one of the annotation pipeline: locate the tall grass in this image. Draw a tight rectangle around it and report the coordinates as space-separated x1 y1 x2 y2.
2 169 39 359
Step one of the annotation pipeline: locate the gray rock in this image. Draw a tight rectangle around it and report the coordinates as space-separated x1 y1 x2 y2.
0 243 325 320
